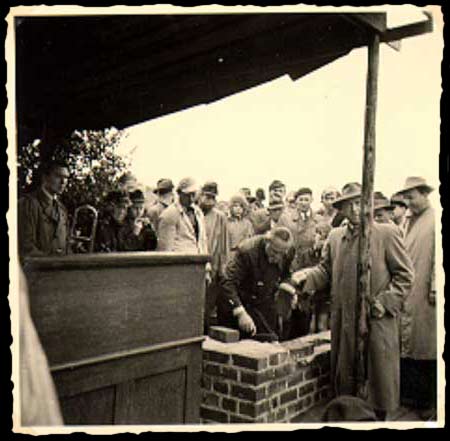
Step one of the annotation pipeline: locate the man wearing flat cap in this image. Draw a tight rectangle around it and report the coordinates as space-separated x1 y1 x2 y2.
395 177 436 419
291 182 414 420
373 192 395 225
157 177 208 255
198 182 230 332
147 178 174 231
249 180 287 234
390 192 409 233
218 226 296 341
94 190 131 252
118 189 158 251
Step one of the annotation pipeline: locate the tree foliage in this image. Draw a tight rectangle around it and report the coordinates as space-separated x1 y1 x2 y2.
17 127 131 216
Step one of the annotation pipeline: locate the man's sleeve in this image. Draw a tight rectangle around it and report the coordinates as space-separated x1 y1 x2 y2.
220 249 249 310
157 210 176 251
18 197 45 257
302 235 332 292
377 227 414 316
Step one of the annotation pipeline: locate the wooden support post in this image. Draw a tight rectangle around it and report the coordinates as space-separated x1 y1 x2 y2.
355 32 380 398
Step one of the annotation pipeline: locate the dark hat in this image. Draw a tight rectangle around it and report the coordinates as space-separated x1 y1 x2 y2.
246 196 257 204
396 176 434 195
177 177 199 194
255 188 266 201
267 200 285 211
295 187 313 199
332 182 362 209
129 189 146 203
239 188 252 198
201 181 218 196
373 191 394 211
267 227 294 252
269 180 285 191
390 192 408 208
105 190 131 207
154 178 174 194
322 396 378 422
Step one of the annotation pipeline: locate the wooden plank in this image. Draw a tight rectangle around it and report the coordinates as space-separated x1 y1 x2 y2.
184 343 203 423
52 344 199 399
24 252 209 271
28 263 205 366
356 32 380 399
60 385 115 425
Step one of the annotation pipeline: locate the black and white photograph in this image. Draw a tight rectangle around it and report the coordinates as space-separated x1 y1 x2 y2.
6 4 444 432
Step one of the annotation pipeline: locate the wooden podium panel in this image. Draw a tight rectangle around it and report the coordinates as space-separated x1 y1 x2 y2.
24 252 208 425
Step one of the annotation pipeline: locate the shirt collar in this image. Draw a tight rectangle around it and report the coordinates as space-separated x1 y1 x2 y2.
40 185 57 203
343 222 359 241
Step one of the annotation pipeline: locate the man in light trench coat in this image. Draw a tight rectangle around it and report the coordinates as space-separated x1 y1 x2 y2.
396 177 437 420
292 182 414 420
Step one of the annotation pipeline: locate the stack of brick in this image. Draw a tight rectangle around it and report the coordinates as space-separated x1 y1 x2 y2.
200 328 332 424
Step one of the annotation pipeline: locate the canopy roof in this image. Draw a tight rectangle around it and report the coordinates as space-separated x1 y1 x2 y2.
15 12 432 149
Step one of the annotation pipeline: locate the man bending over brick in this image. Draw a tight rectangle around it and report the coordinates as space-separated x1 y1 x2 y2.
217 227 296 341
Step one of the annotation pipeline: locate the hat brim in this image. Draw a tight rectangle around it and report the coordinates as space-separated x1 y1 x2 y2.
332 191 361 209
202 191 217 197
179 184 199 194
374 203 394 211
396 183 434 195
267 205 284 211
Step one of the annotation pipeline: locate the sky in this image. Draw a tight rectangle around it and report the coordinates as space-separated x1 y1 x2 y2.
117 7 442 211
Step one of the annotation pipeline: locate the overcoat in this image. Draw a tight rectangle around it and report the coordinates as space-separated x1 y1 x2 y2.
204 208 230 279
157 200 208 254
18 188 70 257
401 206 436 360
227 216 254 253
303 222 414 411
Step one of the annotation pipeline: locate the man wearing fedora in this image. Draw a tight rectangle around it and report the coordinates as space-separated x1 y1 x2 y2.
198 181 230 332
396 177 436 420
147 178 174 231
217 226 296 341
118 189 158 251
291 182 414 420
94 190 131 252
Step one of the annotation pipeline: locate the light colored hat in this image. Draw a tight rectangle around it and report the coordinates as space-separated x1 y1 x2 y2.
229 194 248 208
177 177 199 194
332 182 362 209
396 176 434 195
390 192 408 208
321 186 340 198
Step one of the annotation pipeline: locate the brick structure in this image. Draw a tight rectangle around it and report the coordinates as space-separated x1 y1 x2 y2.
201 330 331 424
